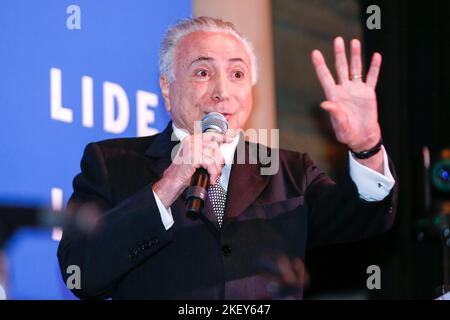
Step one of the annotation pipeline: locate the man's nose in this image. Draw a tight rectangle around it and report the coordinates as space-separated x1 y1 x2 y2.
211 72 229 102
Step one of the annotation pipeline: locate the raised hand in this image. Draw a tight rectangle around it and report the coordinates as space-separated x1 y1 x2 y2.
311 37 382 153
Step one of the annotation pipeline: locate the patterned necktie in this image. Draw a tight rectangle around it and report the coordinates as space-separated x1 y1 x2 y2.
208 176 227 227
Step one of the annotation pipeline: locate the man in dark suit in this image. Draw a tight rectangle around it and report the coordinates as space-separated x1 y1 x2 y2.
57 17 397 299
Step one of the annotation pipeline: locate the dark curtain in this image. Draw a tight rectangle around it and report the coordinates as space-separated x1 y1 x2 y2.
305 0 450 299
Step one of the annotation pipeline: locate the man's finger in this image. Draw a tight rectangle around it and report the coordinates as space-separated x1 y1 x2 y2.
292 258 310 288
225 128 241 142
206 159 222 185
320 101 347 127
214 143 225 166
209 173 218 186
311 49 336 99
202 143 224 183
320 101 339 113
204 132 222 142
210 143 224 175
276 255 298 287
334 37 349 84
350 39 363 81
202 153 218 172
204 131 232 145
366 52 382 89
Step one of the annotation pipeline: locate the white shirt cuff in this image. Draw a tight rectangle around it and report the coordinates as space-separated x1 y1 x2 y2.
152 190 174 230
349 146 395 201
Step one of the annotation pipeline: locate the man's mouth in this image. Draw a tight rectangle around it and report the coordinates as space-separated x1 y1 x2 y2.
204 112 233 121
222 113 232 121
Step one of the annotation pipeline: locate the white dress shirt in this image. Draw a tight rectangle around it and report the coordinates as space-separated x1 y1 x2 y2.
153 123 396 230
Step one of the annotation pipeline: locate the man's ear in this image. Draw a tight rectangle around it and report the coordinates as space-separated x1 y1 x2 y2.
160 76 171 112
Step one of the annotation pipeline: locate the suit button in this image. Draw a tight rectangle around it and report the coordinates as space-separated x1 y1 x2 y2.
151 238 159 245
387 206 393 214
222 245 232 256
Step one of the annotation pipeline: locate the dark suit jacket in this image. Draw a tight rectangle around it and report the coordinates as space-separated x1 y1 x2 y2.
57 121 397 299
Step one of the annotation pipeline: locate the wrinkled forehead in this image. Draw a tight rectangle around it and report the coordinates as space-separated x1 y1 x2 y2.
174 31 251 70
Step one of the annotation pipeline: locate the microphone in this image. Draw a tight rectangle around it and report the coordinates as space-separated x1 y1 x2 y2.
186 112 228 215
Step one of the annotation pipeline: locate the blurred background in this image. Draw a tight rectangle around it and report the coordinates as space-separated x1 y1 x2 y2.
0 0 449 299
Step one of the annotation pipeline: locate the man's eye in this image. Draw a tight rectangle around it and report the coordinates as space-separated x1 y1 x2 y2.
195 70 209 77
232 71 244 79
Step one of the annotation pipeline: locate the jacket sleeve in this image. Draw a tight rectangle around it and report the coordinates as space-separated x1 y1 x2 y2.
302 152 398 250
57 143 173 300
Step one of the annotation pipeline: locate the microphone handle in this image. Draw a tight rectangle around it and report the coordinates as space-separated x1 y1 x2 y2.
186 167 210 215
185 125 224 215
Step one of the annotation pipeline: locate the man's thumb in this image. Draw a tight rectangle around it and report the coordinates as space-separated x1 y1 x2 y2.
320 101 339 113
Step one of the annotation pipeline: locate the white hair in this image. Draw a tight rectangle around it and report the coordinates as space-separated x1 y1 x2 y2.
159 16 258 85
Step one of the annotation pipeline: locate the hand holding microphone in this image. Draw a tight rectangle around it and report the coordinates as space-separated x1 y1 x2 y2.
186 112 229 215
152 112 232 212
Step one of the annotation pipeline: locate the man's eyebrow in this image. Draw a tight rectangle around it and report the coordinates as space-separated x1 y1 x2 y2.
229 57 246 64
188 56 248 67
189 56 213 67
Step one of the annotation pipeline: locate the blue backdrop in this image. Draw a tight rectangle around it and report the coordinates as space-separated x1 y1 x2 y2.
0 0 190 299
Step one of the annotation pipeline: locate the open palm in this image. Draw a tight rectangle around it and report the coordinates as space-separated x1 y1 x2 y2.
312 37 382 152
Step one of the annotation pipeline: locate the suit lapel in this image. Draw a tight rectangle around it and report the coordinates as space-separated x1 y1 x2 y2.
144 121 180 179
224 137 271 222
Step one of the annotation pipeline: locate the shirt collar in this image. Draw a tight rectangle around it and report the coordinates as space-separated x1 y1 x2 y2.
172 122 240 166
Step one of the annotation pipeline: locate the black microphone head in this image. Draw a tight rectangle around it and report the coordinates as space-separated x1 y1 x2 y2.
201 112 228 134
